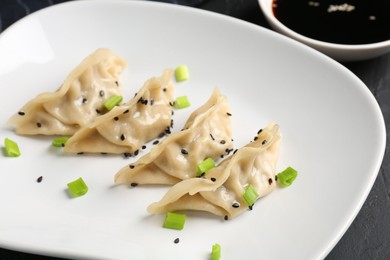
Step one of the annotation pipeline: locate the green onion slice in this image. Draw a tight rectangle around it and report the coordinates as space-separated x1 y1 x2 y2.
52 136 69 147
211 243 221 260
163 212 186 230
196 158 215 176
104 95 123 110
4 138 20 157
175 65 189 82
67 177 88 197
277 166 298 187
174 96 191 109
243 184 259 206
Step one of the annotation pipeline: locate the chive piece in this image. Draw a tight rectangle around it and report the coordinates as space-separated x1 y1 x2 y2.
163 212 186 230
103 95 123 110
174 96 191 109
243 184 259 207
52 136 69 147
277 167 298 187
211 243 221 260
4 138 21 157
196 158 215 176
175 65 189 82
67 177 88 197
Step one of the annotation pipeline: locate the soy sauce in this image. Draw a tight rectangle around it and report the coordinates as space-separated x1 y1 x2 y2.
272 0 390 44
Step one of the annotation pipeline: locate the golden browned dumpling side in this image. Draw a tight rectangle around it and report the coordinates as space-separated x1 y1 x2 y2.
7 48 126 135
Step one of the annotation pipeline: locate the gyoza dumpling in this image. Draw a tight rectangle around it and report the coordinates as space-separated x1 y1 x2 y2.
7 48 126 135
147 122 281 219
114 88 234 185
64 69 175 155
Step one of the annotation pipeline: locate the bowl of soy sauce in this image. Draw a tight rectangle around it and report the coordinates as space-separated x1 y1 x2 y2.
258 0 390 61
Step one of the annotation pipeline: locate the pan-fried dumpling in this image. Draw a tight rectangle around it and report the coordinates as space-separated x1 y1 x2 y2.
114 88 234 185
147 122 281 219
7 48 126 135
64 69 175 155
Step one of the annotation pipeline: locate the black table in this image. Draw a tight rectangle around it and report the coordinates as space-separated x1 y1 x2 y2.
1 0 389 259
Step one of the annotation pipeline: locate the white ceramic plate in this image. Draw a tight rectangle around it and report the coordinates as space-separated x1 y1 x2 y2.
0 1 386 259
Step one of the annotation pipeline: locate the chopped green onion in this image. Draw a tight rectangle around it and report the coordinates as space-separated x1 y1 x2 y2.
211 243 221 260
175 65 189 82
52 136 69 147
243 184 259 206
277 166 298 187
197 158 215 176
163 212 186 230
174 96 191 109
104 95 123 110
67 177 88 197
4 138 20 157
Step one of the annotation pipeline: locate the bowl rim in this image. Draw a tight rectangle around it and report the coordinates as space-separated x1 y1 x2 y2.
258 0 390 50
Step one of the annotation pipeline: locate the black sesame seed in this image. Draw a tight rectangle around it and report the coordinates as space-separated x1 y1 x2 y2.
275 175 278 181
220 140 226 144
134 150 139 156
226 112 232 116
115 81 119 86
181 148 188 155
159 132 165 138
262 140 267 145
254 136 258 141
120 134 126 141
82 98 88 104
210 133 215 141
211 177 216 182
233 149 238 154
153 140 159 145
220 155 224 159
114 116 119 121
18 111 25 116
171 110 174 116
99 90 105 97
174 238 180 244
169 101 175 107
124 152 132 158
123 109 129 114
142 145 147 149
101 152 107 155
150 99 154 105
77 152 84 155
224 215 229 221
36 176 43 183
170 119 174 128
232 202 240 208
268 178 273 185
257 129 263 134
163 88 167 92
249 205 254 210
36 122 42 128
96 109 101 114
129 165 135 169
130 182 138 187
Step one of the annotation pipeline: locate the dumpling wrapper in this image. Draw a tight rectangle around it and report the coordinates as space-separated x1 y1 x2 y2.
114 88 234 185
7 48 126 135
147 122 281 219
64 69 175 155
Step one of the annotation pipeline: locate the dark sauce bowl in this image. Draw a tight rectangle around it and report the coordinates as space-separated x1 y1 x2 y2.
258 0 390 61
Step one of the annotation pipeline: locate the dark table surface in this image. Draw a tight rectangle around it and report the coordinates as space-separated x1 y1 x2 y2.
1 0 389 259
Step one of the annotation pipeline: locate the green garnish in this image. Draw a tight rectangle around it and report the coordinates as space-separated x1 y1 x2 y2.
174 96 191 109
4 138 20 157
67 177 88 197
243 184 259 207
103 95 123 110
175 65 189 82
211 243 221 260
196 158 215 176
52 136 69 147
163 212 186 230
277 166 298 187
